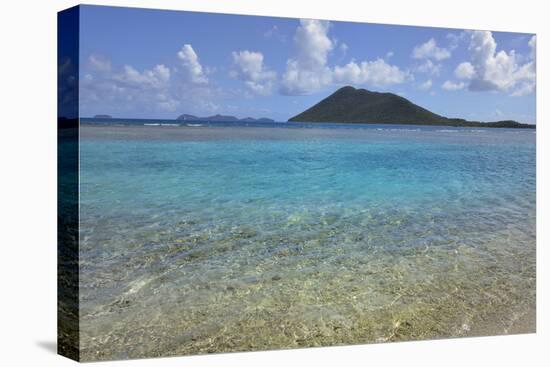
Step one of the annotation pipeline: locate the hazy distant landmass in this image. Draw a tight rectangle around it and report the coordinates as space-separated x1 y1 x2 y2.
177 113 275 123
289 86 535 128
94 114 113 119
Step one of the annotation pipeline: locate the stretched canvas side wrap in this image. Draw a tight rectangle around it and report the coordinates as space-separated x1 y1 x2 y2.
57 4 536 362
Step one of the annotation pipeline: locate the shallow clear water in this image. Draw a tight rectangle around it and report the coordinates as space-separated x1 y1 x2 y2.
78 124 535 360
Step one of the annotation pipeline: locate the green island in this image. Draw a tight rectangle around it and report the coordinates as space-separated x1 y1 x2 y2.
289 86 535 128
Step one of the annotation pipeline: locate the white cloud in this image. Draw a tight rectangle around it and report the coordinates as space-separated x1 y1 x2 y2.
412 38 451 61
88 55 112 73
114 64 170 89
418 79 433 91
281 60 333 95
264 25 278 38
177 44 208 84
454 62 475 79
446 32 466 50
510 79 536 97
340 42 349 55
280 19 333 95
81 45 222 116
82 62 178 113
386 51 394 59
281 19 409 95
264 25 287 43
528 35 536 59
415 59 441 76
58 58 78 118
231 50 276 95
442 80 465 91
294 19 333 70
333 58 410 86
459 31 536 96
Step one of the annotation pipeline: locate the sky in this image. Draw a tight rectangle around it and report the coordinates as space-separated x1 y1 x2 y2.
78 5 536 123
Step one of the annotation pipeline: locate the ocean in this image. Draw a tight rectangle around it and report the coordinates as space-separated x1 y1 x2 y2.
75 120 536 360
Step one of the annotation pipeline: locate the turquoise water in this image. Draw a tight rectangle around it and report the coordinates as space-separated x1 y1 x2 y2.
78 124 535 360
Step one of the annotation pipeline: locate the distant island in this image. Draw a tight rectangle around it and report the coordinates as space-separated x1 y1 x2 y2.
94 114 113 119
177 114 274 123
289 86 535 128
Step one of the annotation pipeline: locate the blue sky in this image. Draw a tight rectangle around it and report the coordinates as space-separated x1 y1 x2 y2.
79 5 536 123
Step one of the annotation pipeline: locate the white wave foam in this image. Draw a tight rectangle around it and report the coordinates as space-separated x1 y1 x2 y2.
375 128 420 132
143 123 180 127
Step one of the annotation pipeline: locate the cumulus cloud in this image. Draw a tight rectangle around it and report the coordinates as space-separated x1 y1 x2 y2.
455 31 536 96
418 79 433 91
280 19 333 95
281 19 409 95
340 43 349 55
294 20 333 70
58 58 78 118
412 38 451 61
231 50 276 95
411 39 450 80
446 32 466 50
281 60 333 95
415 59 441 76
333 59 410 86
454 62 475 79
88 54 112 73
442 80 465 91
114 64 170 89
264 25 278 38
82 61 177 113
81 44 221 116
528 35 536 59
264 25 287 43
177 44 208 84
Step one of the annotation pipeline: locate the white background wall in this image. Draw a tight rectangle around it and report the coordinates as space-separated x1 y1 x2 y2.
0 0 547 365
